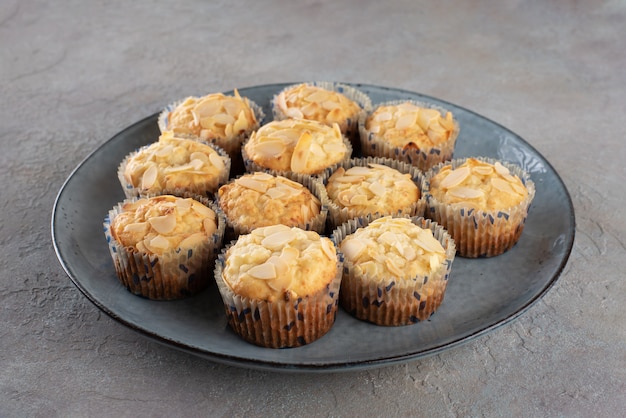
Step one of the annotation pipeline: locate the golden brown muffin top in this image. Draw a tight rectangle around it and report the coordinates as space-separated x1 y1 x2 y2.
244 119 348 175
222 225 337 302
274 83 361 127
218 172 321 231
166 89 257 140
429 158 528 211
326 163 419 218
340 217 446 280
365 102 456 149
123 133 228 194
111 195 217 256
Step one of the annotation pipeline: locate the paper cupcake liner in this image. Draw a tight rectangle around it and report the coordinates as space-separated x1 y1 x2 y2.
216 171 329 236
422 156 536 258
358 99 460 172
117 140 231 199
271 81 372 149
322 156 427 229
213 244 344 348
241 135 353 179
103 195 226 300
157 95 265 159
331 216 456 326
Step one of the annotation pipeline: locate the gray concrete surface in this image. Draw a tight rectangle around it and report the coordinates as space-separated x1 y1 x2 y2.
1 0 625 416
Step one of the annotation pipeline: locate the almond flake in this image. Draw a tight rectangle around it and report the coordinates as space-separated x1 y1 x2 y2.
440 166 470 189
155 144 175 157
193 99 222 118
191 201 215 218
309 142 326 157
447 186 484 199
190 159 204 170
368 181 386 197
511 182 527 195
429 254 442 270
284 107 304 119
179 232 204 248
124 222 148 234
212 113 236 125
190 151 209 162
494 161 510 176
345 166 371 176
395 113 417 130
280 246 300 262
341 239 366 261
248 263 277 280
333 174 363 184
141 165 158 189
149 235 170 250
266 255 288 276
236 177 268 193
417 108 440 131
321 100 340 111
262 229 297 249
322 142 347 154
266 274 291 291
254 140 286 157
149 214 177 234
261 224 291 237
492 177 518 194
304 89 332 103
385 258 404 277
320 238 336 260
350 194 368 206
290 131 313 173
414 232 444 253
233 110 250 133
265 187 287 199
472 165 494 175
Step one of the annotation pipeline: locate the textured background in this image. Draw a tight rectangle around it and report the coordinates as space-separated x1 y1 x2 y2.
1 0 625 416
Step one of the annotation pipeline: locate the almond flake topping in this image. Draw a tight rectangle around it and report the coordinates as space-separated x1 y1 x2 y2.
491 177 515 194
141 164 158 189
262 229 297 249
149 235 170 250
494 161 510 176
320 238 336 260
208 152 225 170
148 213 176 234
248 263 277 280
447 187 484 199
440 166 470 189
340 239 366 261
179 232 205 248
236 177 268 193
191 201 215 219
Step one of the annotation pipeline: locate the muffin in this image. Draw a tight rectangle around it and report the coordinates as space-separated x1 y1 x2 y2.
103 194 225 300
424 157 535 257
158 89 263 158
324 157 425 227
118 132 231 198
359 100 459 172
217 171 327 235
214 225 342 348
333 216 456 326
271 81 371 146
242 118 352 176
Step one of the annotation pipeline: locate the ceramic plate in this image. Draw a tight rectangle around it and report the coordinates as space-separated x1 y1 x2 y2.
52 83 575 372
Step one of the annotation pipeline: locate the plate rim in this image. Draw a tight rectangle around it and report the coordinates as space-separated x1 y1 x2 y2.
51 82 576 372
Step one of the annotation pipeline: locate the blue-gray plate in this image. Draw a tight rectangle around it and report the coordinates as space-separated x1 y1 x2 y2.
51 83 575 373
